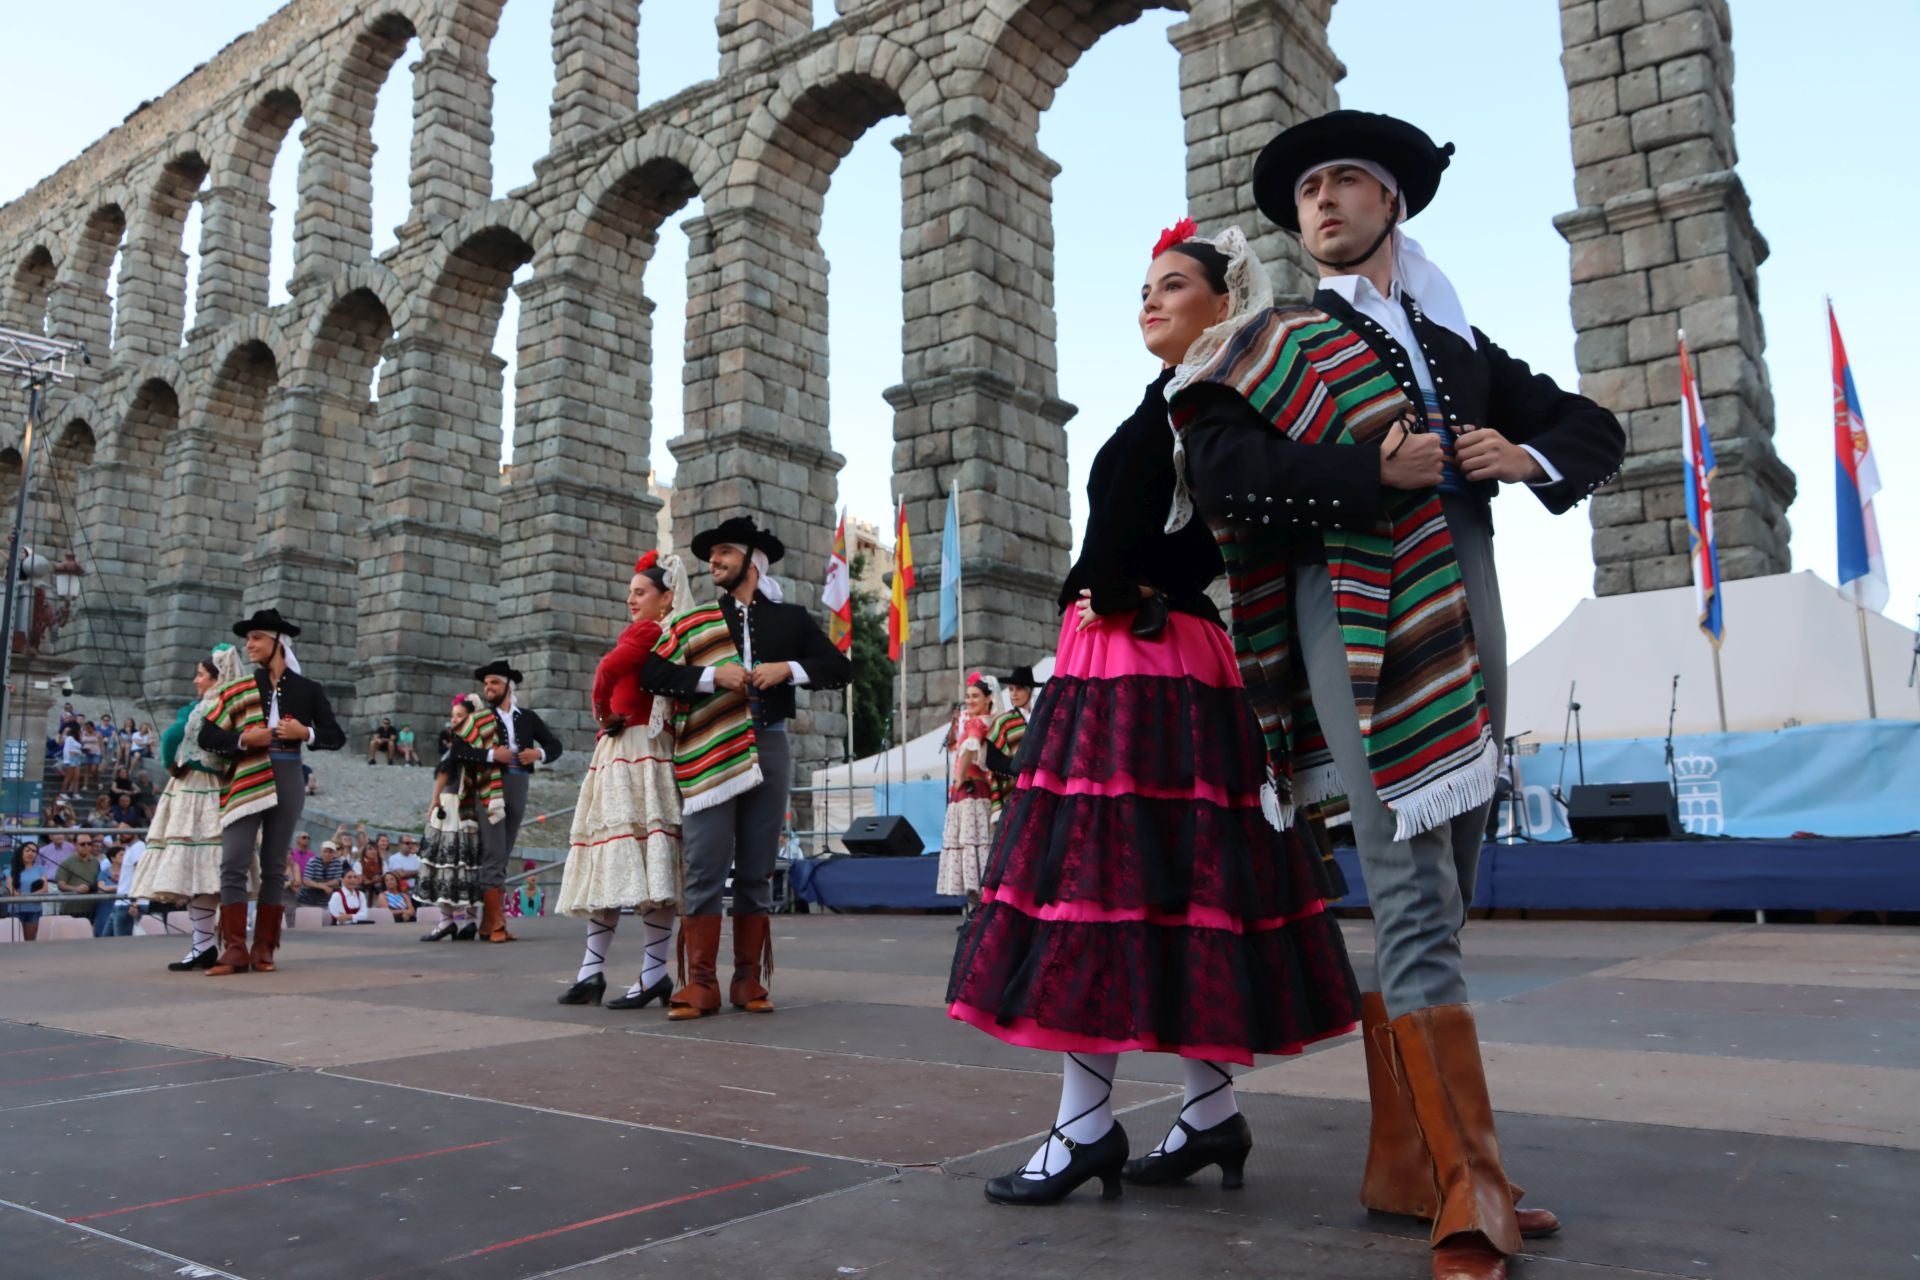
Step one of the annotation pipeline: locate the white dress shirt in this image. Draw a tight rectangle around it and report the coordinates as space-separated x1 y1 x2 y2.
1321 274 1562 487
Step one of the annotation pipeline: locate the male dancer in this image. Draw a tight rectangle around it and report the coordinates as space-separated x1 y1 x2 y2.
449 660 563 943
982 664 1041 817
199 608 345 974
1172 112 1624 1280
640 515 850 1018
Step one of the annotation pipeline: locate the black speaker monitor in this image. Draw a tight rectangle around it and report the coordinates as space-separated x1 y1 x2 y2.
841 814 924 858
1566 782 1681 841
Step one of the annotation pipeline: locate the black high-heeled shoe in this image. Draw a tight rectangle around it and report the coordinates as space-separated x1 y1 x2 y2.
557 973 607 1006
1121 1113 1252 1189
605 975 673 1010
984 1122 1129 1206
454 921 478 941
420 920 457 942
167 945 218 972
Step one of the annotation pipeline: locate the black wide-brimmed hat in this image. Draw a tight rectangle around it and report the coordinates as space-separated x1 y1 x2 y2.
233 607 300 639
1005 665 1045 689
1252 110 1455 232
690 514 785 565
474 659 524 684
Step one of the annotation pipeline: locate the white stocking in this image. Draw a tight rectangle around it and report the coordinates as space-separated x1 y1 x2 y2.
1153 1059 1238 1156
1021 1052 1118 1179
576 909 618 982
631 906 676 995
185 895 217 959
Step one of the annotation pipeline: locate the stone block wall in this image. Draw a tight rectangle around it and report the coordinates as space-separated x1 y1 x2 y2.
1555 0 1793 594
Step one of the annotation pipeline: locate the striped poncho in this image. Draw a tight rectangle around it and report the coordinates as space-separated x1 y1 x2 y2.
455 706 509 823
207 675 274 827
985 708 1027 814
653 606 760 814
1169 304 1496 840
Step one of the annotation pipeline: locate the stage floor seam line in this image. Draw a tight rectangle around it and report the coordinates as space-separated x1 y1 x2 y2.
314 1062 919 1171
0 1193 246 1280
516 1170 908 1280
0 1066 293 1115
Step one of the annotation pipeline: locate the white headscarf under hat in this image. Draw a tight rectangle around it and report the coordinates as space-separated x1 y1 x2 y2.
719 542 785 603
1294 157 1476 350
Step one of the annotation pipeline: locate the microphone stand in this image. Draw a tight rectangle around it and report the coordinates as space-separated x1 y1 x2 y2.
1663 674 1681 798
1499 731 1533 844
1551 681 1582 817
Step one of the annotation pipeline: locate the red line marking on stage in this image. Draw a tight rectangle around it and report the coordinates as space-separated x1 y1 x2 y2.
0 1043 90 1059
447 1165 813 1261
1 1056 223 1088
65 1139 512 1223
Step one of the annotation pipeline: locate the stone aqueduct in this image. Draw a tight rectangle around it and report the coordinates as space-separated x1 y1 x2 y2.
0 0 1788 763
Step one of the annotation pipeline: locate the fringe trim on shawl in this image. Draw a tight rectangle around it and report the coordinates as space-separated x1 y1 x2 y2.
680 763 763 816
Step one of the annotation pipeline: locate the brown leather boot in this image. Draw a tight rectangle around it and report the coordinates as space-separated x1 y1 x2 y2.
667 915 722 1020
1389 1003 1524 1280
479 887 516 943
205 902 254 976
249 903 284 973
1361 993 1558 1239
728 914 774 1013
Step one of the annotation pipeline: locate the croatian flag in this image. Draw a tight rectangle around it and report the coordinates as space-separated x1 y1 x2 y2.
1677 330 1723 644
1830 302 1888 612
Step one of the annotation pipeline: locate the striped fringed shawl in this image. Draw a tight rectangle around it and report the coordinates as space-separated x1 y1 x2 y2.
456 708 508 822
207 675 274 827
654 606 761 814
1169 304 1496 840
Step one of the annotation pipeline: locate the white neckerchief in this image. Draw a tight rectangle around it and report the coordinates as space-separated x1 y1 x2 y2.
500 690 519 753
720 542 784 604
266 633 301 728
1294 157 1476 349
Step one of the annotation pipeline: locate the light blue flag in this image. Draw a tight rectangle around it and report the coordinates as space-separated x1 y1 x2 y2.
938 482 961 643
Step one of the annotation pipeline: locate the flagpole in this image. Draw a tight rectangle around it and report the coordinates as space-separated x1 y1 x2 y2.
1857 605 1879 718
1710 644 1728 733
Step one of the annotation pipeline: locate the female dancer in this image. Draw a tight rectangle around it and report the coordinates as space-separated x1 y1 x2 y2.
128 643 249 970
936 676 995 923
556 550 689 1009
416 697 484 941
948 220 1361 1205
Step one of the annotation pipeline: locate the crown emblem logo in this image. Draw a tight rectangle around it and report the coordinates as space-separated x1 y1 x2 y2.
1674 753 1717 781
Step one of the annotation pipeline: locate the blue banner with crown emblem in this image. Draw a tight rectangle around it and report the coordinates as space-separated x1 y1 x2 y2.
1495 719 1920 842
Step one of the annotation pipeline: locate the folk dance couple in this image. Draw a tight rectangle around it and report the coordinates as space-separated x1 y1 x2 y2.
948 110 1623 1280
937 665 1041 925
547 516 851 1018
129 608 345 973
415 659 564 942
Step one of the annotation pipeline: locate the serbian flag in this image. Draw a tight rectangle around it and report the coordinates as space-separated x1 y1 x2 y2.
1830 303 1888 612
888 497 914 662
1677 330 1724 645
823 509 853 654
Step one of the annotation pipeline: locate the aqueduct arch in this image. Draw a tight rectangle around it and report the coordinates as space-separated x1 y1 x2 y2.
0 0 1786 763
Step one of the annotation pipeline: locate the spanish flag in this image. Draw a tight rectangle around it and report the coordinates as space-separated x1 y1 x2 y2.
888 497 913 662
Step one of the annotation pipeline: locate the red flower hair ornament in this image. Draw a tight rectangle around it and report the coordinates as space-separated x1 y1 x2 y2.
633 550 659 576
1151 216 1199 259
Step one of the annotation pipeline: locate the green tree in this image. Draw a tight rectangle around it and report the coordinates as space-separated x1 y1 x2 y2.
846 553 896 759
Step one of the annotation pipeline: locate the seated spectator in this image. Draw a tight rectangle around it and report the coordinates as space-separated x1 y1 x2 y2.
120 718 140 768
398 724 418 765
386 836 422 884
327 868 373 925
89 794 115 828
359 840 384 889
300 840 351 909
382 872 416 923
129 721 154 769
6 841 46 942
54 834 104 921
367 718 398 765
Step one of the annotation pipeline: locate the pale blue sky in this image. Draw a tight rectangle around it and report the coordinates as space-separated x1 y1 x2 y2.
2 1 1913 660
